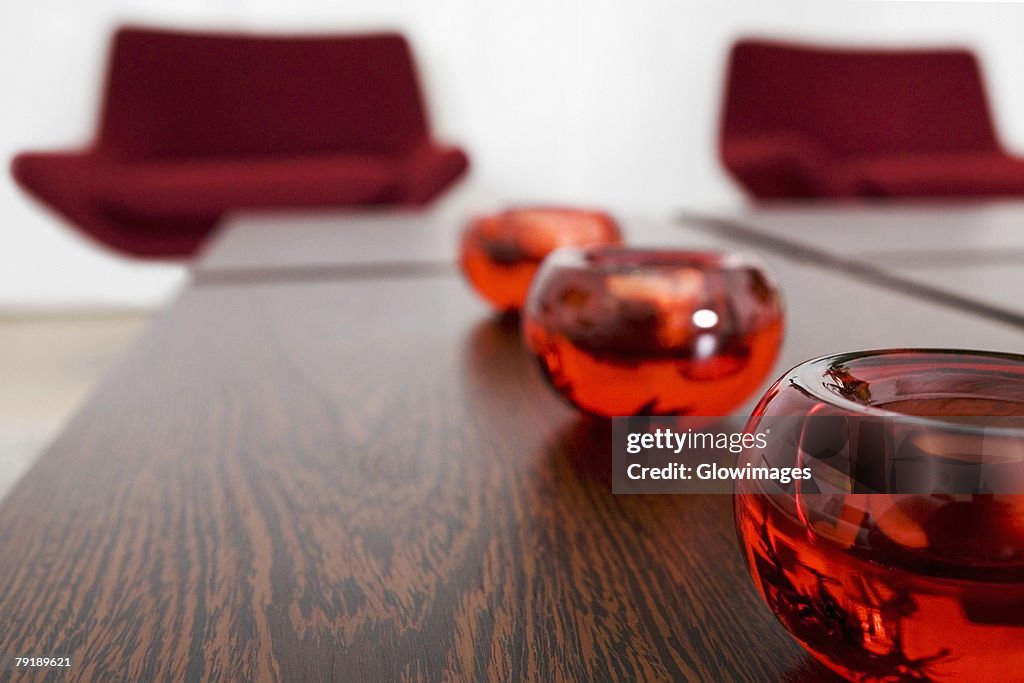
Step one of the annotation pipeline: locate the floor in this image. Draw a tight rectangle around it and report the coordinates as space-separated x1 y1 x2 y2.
0 313 149 500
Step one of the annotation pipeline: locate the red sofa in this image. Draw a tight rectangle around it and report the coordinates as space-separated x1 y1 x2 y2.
11 27 469 258
719 39 1024 201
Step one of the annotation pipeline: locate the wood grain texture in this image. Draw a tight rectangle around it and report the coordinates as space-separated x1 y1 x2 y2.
0 276 835 682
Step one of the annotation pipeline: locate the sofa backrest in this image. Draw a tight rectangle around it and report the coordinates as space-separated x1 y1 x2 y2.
721 39 1001 158
96 27 430 159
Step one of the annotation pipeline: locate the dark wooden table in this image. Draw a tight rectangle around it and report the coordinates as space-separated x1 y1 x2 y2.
2 211 1023 682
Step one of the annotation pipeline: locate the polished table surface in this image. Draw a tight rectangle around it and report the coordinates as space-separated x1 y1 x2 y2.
688 202 1024 323
198 209 468 274
2 211 1024 682
198 207 708 277
696 202 1024 257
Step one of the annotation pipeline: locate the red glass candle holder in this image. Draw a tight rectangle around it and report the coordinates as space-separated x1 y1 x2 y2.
459 208 622 312
522 247 784 417
736 349 1024 682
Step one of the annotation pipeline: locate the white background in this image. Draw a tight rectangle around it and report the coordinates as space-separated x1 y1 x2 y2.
4 0 1024 312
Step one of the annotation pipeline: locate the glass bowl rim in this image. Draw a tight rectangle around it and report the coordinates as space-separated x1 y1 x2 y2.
787 347 1024 437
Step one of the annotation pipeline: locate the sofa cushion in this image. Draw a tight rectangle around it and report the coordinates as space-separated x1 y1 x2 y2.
399 145 471 204
93 154 402 219
850 152 1024 198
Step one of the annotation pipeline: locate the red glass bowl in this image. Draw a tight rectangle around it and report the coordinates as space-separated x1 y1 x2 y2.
459 208 622 312
522 246 784 417
736 349 1024 682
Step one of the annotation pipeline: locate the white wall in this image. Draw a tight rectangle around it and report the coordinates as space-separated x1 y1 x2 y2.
5 0 1024 311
